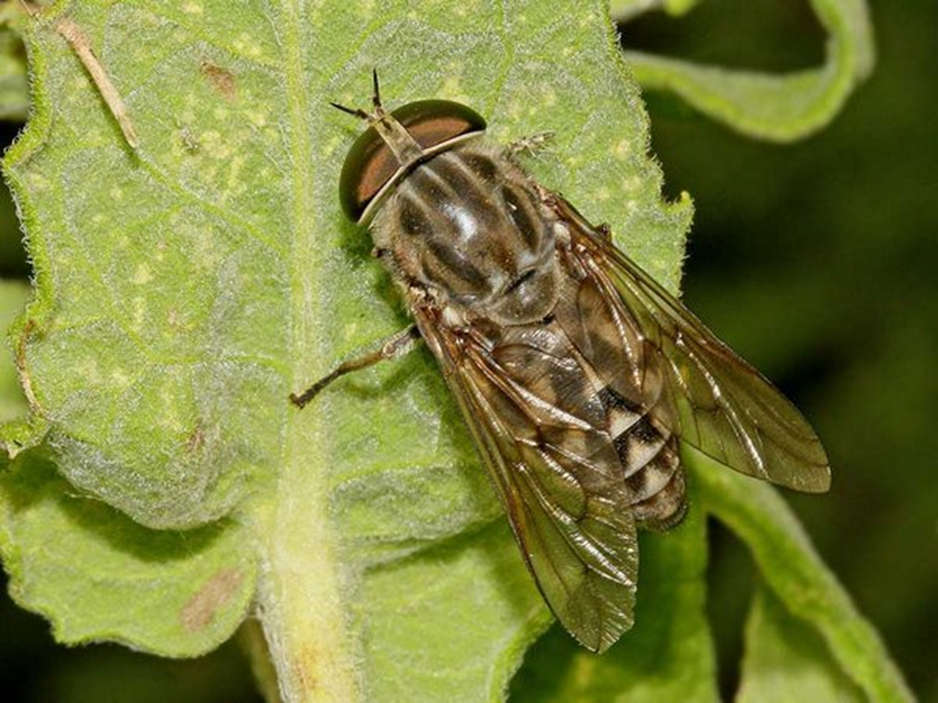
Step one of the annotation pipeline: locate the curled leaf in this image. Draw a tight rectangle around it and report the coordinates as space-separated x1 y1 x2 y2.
620 0 875 141
738 585 864 703
696 451 914 702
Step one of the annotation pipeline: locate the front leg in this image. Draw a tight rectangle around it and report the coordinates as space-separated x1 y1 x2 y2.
290 325 422 408
506 131 555 157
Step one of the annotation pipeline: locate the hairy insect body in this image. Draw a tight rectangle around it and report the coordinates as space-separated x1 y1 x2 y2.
296 79 830 652
373 145 560 325
375 142 688 529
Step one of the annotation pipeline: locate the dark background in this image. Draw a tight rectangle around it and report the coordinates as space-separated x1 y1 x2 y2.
625 1 936 700
1 1 934 700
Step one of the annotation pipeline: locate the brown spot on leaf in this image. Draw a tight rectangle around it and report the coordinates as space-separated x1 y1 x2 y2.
15 318 34 371
15 318 41 413
200 59 237 99
185 420 205 453
181 568 243 632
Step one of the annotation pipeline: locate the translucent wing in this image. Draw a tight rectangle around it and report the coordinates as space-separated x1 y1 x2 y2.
554 196 831 493
412 305 639 653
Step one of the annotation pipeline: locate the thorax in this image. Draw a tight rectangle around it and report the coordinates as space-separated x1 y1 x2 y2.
372 143 560 325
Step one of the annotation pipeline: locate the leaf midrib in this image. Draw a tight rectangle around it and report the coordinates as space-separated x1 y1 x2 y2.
263 2 359 701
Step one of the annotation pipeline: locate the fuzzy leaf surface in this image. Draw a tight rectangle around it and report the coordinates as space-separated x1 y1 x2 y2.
1 1 691 700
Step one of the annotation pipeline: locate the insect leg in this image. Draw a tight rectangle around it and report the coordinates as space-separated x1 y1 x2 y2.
289 325 422 408
506 132 554 157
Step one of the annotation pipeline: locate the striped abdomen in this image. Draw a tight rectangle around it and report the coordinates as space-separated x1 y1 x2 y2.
487 281 689 531
598 385 687 531
543 258 689 531
376 141 688 529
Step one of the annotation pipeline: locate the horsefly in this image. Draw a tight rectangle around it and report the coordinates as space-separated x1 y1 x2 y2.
291 72 830 653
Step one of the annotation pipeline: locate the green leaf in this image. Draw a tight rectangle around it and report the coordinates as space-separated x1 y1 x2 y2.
738 585 863 703
357 522 550 702
1 1 691 700
0 280 29 424
0 22 29 122
0 449 256 656
696 451 914 703
619 0 876 141
2 2 909 700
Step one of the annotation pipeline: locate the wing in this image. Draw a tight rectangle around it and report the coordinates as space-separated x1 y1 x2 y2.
411 304 639 653
553 195 831 493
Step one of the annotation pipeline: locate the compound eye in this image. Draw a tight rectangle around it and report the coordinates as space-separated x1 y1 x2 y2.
338 99 487 223
338 126 398 224
394 100 487 155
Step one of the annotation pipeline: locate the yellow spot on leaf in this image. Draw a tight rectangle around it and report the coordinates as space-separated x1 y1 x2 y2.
246 109 268 128
132 263 152 285
621 175 640 192
132 297 145 329
228 155 245 191
81 360 101 384
442 76 462 96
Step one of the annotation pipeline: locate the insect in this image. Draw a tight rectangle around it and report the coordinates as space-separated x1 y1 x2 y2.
291 72 831 653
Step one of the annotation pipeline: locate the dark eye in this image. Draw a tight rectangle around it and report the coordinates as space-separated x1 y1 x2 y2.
338 100 487 224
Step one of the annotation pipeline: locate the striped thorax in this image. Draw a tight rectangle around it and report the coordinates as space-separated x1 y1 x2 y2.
374 145 561 325
339 98 560 326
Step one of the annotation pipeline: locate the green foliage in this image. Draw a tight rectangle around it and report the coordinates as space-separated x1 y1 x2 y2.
611 0 702 23
1 0 689 699
737 587 863 703
0 1 911 701
0 22 29 122
620 0 875 141
0 282 28 423
0 451 255 656
697 452 913 702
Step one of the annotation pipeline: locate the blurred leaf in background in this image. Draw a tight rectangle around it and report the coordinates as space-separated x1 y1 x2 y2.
617 0 875 142
0 21 29 124
621 0 937 700
0 25 28 278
